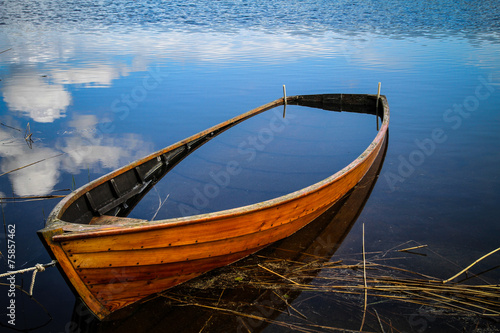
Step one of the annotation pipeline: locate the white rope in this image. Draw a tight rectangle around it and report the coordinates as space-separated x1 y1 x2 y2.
29 264 45 296
0 265 40 278
0 260 57 296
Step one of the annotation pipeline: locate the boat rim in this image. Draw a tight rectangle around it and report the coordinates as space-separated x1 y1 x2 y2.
43 94 389 235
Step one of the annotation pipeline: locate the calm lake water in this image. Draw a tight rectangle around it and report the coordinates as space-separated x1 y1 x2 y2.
1 1 499 332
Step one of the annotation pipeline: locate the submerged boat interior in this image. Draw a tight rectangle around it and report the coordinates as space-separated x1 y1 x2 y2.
59 94 384 226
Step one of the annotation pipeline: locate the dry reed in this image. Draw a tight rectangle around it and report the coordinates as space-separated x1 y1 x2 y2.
162 242 500 332
0 153 64 177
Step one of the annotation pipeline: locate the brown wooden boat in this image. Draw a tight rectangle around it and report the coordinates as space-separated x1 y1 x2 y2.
38 93 390 321
72 128 389 331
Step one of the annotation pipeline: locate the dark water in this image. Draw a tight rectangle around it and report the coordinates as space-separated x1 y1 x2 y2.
129 105 376 220
1 1 499 332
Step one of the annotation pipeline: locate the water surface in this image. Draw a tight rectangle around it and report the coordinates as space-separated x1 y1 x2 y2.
1 1 499 332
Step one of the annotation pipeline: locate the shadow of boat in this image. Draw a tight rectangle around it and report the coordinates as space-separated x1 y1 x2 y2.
72 129 388 332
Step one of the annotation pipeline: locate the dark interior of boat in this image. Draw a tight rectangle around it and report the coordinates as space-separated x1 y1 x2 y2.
60 94 383 225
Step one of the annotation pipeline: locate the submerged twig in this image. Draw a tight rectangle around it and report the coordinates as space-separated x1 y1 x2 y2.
151 193 170 221
359 223 368 332
0 122 22 132
199 314 213 333
272 290 308 319
258 264 300 286
0 281 53 330
163 294 316 333
0 153 64 177
0 195 65 203
397 245 427 253
154 240 500 333
443 247 500 284
164 293 365 333
24 122 34 149
249 251 500 318
374 308 385 333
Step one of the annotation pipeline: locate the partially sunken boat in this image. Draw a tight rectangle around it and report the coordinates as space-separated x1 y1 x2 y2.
38 93 390 320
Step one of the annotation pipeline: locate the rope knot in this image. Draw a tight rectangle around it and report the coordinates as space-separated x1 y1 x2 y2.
0 260 56 297
35 264 45 272
30 263 49 296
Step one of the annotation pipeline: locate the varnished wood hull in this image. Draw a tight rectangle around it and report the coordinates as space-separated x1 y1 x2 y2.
38 94 389 320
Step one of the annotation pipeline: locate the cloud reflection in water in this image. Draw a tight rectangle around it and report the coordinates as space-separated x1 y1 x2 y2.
0 115 152 197
3 75 70 123
1 23 498 198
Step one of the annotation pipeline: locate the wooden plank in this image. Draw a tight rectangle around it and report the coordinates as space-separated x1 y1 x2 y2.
60 169 364 254
37 228 111 319
95 273 201 312
92 273 200 303
88 215 148 226
53 149 374 244
78 248 260 285
66 213 318 269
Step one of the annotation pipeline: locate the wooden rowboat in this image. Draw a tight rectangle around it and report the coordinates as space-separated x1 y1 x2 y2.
72 126 388 328
38 93 390 320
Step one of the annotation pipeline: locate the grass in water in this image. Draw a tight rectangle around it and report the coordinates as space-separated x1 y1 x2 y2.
159 241 500 332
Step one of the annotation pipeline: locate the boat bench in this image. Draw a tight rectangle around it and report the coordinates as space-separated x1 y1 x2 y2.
89 215 146 226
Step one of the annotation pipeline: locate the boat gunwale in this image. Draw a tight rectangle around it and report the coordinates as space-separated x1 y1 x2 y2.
46 94 389 241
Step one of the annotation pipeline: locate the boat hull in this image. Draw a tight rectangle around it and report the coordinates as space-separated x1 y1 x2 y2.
39 94 389 320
